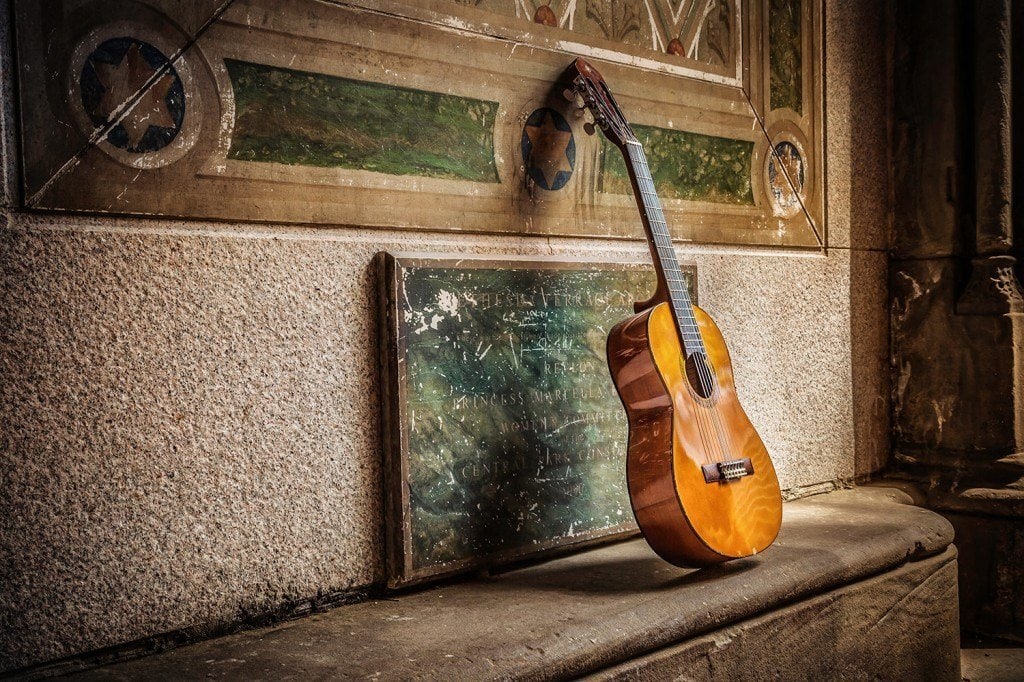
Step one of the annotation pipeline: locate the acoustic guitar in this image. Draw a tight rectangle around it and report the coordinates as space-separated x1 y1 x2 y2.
566 58 782 567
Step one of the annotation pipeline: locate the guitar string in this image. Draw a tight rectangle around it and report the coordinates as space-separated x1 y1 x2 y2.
691 394 721 463
632 149 730 464
681 362 721 462
707 398 737 464
681 355 722 463
630 141 742 468
631 148 727 464
631 144 739 465
695 403 724 463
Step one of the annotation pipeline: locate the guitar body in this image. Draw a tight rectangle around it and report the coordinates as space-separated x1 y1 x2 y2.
607 302 783 567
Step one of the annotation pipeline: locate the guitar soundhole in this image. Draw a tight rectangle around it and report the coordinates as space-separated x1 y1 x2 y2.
684 352 716 400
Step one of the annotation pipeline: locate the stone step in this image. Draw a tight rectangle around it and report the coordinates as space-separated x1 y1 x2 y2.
67 487 959 680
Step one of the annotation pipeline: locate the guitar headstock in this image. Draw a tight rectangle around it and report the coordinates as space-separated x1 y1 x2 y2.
564 57 636 148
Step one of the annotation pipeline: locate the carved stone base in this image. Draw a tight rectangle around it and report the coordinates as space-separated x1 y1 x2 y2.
944 509 1024 642
891 252 1024 642
882 475 1024 640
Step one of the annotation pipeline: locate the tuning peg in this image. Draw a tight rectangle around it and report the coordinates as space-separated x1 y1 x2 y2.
562 87 577 102
583 121 596 136
575 108 594 125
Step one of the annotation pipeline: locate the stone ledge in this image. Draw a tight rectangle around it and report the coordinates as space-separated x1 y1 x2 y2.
588 547 959 681
66 488 955 680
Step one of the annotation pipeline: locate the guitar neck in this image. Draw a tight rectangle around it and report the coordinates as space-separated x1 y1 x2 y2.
622 140 705 356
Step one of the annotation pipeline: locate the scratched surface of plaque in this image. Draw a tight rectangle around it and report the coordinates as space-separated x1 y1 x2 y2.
379 253 697 586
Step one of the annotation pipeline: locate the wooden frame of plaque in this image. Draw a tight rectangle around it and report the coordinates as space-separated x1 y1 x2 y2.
379 251 698 588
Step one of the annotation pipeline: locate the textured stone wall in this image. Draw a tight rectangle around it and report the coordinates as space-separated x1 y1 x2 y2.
0 0 891 673
888 0 1024 641
890 0 1023 468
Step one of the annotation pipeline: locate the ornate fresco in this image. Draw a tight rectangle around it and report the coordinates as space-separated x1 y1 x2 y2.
465 0 740 78
14 0 823 247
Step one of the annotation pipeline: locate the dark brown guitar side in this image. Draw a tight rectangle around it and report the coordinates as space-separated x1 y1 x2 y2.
568 58 782 567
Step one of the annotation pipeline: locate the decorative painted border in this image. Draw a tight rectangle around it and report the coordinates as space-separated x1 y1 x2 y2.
15 0 825 248
225 60 501 183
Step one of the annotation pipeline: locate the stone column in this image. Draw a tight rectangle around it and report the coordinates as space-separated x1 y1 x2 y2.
890 0 1024 642
951 0 1024 465
958 0 1024 315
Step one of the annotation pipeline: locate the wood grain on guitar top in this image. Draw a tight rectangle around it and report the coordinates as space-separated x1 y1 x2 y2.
608 302 783 566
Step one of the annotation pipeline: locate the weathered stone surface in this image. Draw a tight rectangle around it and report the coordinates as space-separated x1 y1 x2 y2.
55 488 953 680
891 0 963 260
825 0 889 252
851 249 891 476
957 255 1024 316
930 485 1024 518
888 0 1024 653
971 0 1014 257
824 0 891 477
961 646 1024 682
945 512 1024 642
876 479 1024 644
0 2 16 210
890 257 1023 459
588 548 959 682
0 220 870 673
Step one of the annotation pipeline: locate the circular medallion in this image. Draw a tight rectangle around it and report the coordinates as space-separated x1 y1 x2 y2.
80 38 185 154
521 107 575 191
766 140 806 217
69 23 201 169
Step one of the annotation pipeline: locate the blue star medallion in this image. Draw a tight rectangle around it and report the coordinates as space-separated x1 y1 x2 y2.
80 38 185 154
521 108 575 191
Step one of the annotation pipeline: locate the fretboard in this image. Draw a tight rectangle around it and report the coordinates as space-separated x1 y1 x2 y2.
624 140 705 356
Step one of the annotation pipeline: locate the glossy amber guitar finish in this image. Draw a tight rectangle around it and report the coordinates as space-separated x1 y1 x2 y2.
567 57 783 567
607 302 782 566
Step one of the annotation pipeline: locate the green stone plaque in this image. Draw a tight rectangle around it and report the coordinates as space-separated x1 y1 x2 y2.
379 252 697 587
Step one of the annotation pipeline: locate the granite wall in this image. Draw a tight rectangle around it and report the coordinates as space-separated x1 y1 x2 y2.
0 0 891 673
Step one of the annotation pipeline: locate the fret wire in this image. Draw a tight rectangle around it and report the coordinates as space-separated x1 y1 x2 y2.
629 144 702 347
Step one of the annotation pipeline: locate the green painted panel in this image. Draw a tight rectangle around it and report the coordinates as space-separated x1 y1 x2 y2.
599 126 754 204
225 60 500 182
769 0 803 114
396 262 694 573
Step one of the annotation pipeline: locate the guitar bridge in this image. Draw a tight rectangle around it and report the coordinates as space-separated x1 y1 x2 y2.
702 458 754 484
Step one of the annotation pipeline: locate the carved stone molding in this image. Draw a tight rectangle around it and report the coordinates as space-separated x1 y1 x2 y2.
957 255 1024 316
